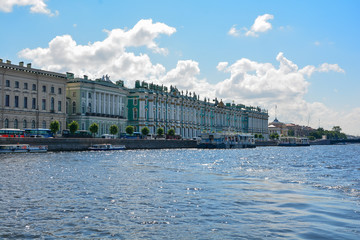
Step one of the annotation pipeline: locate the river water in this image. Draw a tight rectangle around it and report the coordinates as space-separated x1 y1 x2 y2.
0 145 359 239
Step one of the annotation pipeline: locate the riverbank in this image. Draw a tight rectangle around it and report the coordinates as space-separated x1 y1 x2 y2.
0 138 197 151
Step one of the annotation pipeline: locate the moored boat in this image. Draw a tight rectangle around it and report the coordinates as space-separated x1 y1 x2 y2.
88 144 126 151
278 137 310 146
197 133 256 149
0 144 48 153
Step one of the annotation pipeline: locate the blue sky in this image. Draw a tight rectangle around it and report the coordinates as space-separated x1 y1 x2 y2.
1 0 359 135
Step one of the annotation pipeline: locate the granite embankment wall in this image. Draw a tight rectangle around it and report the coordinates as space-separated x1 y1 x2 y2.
0 138 197 151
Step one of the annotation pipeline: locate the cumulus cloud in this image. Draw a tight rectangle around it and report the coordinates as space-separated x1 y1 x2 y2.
228 14 274 37
19 19 176 86
0 0 58 16
213 52 352 134
245 14 274 37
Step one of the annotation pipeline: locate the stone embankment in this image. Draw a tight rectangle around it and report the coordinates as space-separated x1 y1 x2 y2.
0 138 197 151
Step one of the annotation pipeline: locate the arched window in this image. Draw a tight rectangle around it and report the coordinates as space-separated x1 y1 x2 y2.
42 121 46 129
72 101 76 114
4 118 9 128
23 119 27 129
14 119 18 129
32 120 36 128
51 97 55 111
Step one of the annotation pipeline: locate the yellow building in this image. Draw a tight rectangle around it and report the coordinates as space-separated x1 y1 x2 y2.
0 59 67 131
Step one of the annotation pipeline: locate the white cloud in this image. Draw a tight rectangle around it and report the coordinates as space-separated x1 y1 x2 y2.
0 0 58 16
228 26 240 37
229 14 274 38
19 19 176 86
245 14 274 37
213 52 353 134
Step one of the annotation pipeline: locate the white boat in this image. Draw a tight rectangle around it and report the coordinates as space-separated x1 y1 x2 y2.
278 137 310 146
197 133 256 149
88 144 126 151
0 144 48 153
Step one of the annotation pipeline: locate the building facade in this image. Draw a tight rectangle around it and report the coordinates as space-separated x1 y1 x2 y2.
0 59 67 131
127 81 269 139
66 74 128 137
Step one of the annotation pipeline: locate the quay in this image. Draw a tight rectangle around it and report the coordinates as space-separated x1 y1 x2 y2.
0 138 197 151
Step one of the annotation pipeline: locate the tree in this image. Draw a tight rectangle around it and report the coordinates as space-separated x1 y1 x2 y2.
125 125 134 135
109 125 119 135
270 133 279 140
68 121 79 134
288 129 295 136
49 120 60 136
89 123 99 137
258 134 263 139
156 127 164 136
254 134 258 138
332 126 342 132
167 128 175 136
141 127 150 136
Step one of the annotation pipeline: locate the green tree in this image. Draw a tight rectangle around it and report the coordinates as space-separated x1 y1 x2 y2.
254 133 258 138
332 126 342 132
258 134 263 139
156 127 164 136
68 121 79 134
125 125 134 135
49 120 60 136
270 133 279 140
109 125 119 135
167 128 175 136
288 129 295 136
89 123 99 137
141 127 150 136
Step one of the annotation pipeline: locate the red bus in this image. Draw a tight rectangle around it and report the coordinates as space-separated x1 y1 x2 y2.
0 128 25 138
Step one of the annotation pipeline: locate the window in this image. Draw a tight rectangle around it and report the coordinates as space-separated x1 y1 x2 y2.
72 101 76 113
88 92 92 99
51 97 55 111
32 120 35 128
32 84 36 91
15 81 19 88
4 119 9 128
24 83 28 89
32 98 36 109
5 95 10 107
51 86 55 93
42 121 46 129
81 92 85 98
133 108 138 119
134 98 138 105
58 101 62 111
72 92 76 97
14 119 18 128
42 85 46 92
42 99 46 110
88 103 92 112
24 97 28 109
58 88 62 94
5 80 10 87
23 120 27 129
15 96 19 108
82 102 85 114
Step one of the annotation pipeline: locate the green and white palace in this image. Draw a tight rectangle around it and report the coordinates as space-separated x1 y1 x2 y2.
127 80 269 139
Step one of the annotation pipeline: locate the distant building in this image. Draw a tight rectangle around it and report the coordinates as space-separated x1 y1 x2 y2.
127 80 269 139
66 73 127 137
0 59 67 131
268 118 288 136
